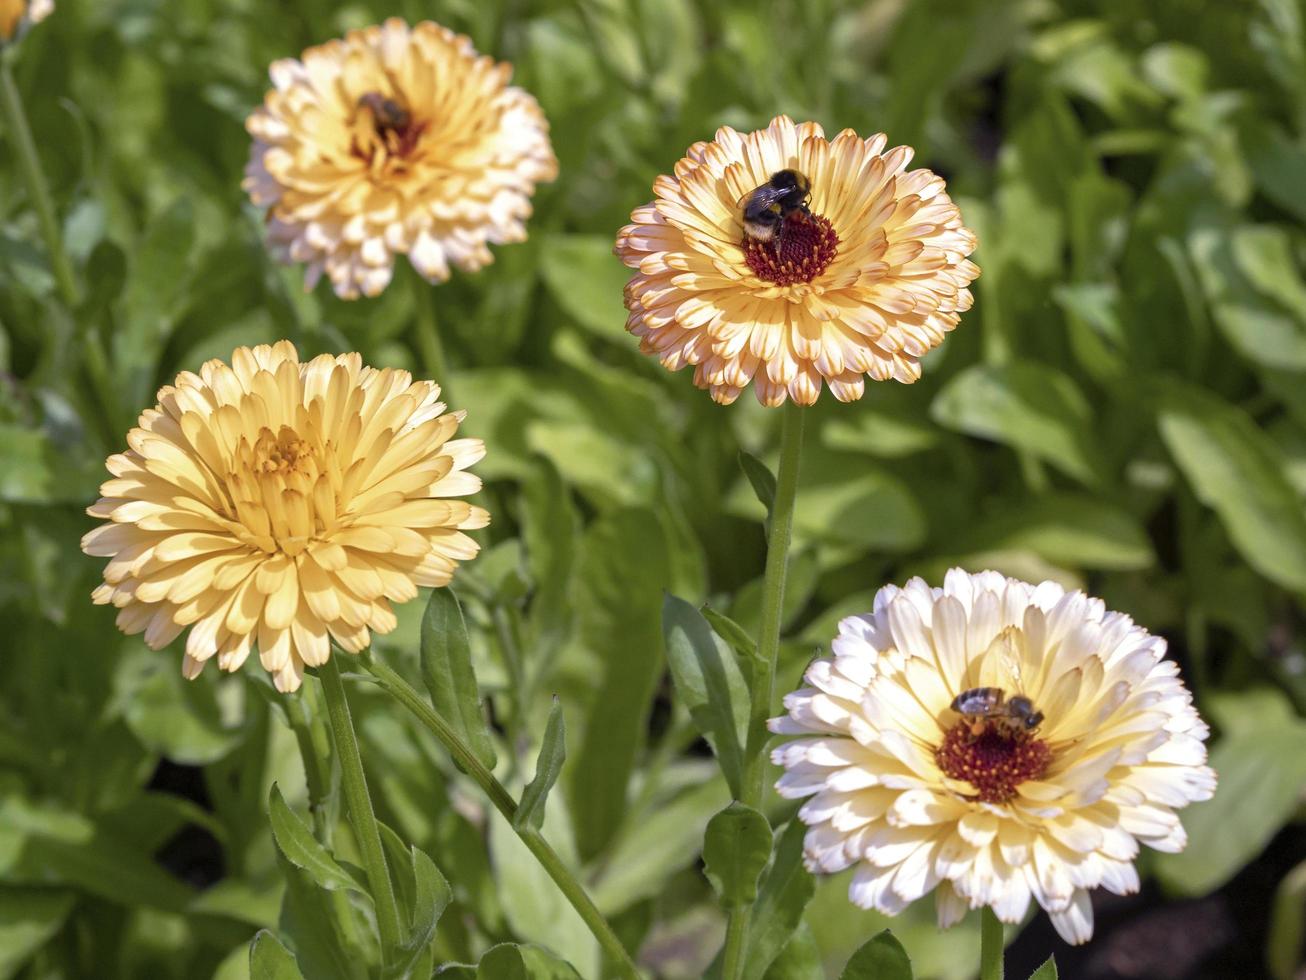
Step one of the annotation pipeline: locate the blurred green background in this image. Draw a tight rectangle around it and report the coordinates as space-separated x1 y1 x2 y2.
3 0 1306 977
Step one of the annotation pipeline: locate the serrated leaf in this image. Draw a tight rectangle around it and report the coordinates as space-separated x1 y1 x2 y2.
420 589 497 771
515 699 566 832
267 785 363 895
1028 956 1059 980
662 594 750 797
1157 381 1306 591
250 931 306 980
839 930 913 980
702 803 771 910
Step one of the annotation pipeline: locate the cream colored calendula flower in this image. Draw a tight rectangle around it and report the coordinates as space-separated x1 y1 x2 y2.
244 18 558 300
0 0 52 40
771 569 1214 944
614 116 978 406
82 342 487 693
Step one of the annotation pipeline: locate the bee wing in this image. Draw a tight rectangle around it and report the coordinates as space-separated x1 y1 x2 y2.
740 185 786 217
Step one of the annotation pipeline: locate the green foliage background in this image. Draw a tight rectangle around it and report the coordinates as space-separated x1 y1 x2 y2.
3 0 1306 976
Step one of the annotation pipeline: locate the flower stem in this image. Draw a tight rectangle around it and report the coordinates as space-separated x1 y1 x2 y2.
411 273 450 391
980 906 1005 980
318 655 404 956
362 653 641 980
725 399 805 980
285 681 337 843
0 54 117 433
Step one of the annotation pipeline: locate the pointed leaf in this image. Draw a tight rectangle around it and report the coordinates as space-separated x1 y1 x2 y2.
420 589 497 771
1157 381 1306 592
267 785 364 895
476 943 583 979
1028 956 1059 980
739 451 777 516
741 819 816 978
384 845 453 980
702 803 772 909
839 930 913 980
701 605 763 688
662 594 750 797
250 930 306 980
515 698 566 832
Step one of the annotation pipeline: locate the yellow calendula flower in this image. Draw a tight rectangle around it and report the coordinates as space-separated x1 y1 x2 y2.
771 569 1215 944
82 342 487 693
0 0 52 40
615 116 978 406
244 18 558 300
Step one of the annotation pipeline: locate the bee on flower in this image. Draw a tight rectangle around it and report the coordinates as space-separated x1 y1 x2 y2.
615 116 978 406
770 569 1215 944
243 19 558 300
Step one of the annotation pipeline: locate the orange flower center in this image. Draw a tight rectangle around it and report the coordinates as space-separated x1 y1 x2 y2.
935 721 1052 804
227 424 338 556
743 210 839 286
351 92 426 171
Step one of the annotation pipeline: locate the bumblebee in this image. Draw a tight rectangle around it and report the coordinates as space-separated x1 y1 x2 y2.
357 92 410 133
951 687 1044 738
739 169 811 244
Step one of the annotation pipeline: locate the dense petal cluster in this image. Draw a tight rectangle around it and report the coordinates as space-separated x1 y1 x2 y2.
244 18 557 300
771 569 1215 944
614 115 978 406
82 342 487 692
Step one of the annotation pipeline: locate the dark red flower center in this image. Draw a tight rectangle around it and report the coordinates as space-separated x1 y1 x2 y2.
935 720 1052 804
743 210 839 286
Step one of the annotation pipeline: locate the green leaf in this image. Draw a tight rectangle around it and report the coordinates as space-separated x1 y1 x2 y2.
702 803 771 910
475 943 583 979
1268 858 1306 980
838 930 913 980
0 886 75 978
762 921 823 980
276 853 372 980
701 605 762 688
1157 381 1306 591
742 820 816 978
932 361 1102 486
0 424 98 504
267 785 363 895
662 594 750 797
521 457 578 660
515 698 566 832
383 844 452 980
590 778 731 914
739 451 777 517
250 931 306 980
1155 697 1306 895
538 234 632 340
1028 956 1059 980
952 494 1154 571
420 589 497 772
571 507 673 859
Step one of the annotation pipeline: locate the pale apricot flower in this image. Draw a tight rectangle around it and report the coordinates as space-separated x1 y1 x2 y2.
615 116 978 406
244 18 557 300
82 342 487 692
771 569 1214 943
0 0 52 41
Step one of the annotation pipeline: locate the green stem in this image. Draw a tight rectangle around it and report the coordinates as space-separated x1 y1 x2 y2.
318 656 404 955
411 274 450 390
0 55 117 435
362 654 641 980
725 400 805 980
980 906 1005 980
285 681 337 843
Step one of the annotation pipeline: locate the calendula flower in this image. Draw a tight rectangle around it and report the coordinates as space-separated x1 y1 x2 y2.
82 342 487 693
770 569 1215 944
244 18 557 300
0 0 52 40
614 115 978 406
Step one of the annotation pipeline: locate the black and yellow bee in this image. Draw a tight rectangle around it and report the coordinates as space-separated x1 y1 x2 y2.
951 687 1044 738
738 169 811 244
357 92 410 133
